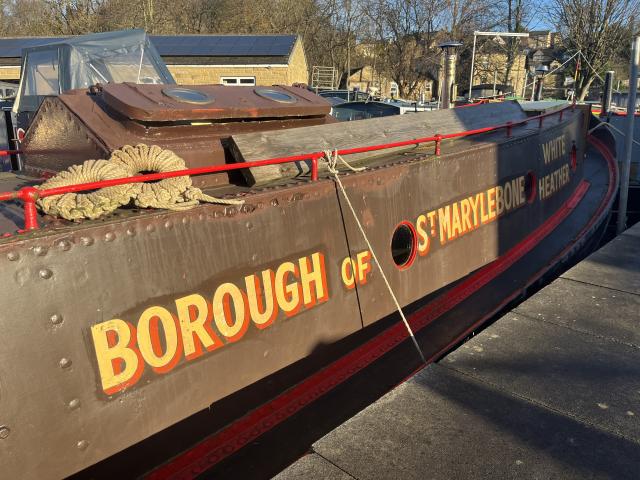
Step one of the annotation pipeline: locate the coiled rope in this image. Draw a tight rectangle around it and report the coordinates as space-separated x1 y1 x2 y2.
37 160 137 221
323 149 427 364
37 144 243 220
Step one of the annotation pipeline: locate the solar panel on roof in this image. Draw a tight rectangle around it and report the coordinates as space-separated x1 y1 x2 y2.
0 34 296 58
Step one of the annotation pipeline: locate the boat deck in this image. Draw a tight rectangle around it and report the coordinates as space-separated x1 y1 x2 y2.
274 222 640 480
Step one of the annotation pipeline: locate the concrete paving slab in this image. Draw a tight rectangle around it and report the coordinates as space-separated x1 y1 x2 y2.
311 365 640 480
273 453 354 480
514 278 640 348
561 234 640 295
621 222 640 238
274 224 640 480
443 313 640 442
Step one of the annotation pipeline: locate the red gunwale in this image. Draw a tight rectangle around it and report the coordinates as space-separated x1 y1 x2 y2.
147 136 617 480
0 105 574 232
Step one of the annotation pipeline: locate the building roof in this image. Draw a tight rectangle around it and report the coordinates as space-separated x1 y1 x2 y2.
0 33 298 59
151 35 297 57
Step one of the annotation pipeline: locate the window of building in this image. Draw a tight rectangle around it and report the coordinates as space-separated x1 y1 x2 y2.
221 77 256 86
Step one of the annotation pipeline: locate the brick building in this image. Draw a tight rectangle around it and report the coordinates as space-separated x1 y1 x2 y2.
0 34 309 86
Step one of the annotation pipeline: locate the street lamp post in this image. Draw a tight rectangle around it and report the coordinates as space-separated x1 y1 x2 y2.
534 64 549 101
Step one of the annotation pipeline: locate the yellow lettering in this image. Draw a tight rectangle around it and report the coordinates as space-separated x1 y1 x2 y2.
469 194 480 227
438 205 451 244
245 270 277 328
275 262 302 316
416 214 430 255
175 294 221 360
341 257 356 289
91 319 142 395
137 306 180 373
487 187 497 220
451 202 462 238
213 282 248 341
496 186 504 215
357 251 372 283
298 252 328 307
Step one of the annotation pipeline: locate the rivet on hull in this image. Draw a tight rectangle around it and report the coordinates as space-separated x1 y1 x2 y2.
68 399 81 410
59 358 72 369
57 240 71 251
6 252 18 261
80 237 94 246
104 232 115 242
164 221 172 229
77 440 89 450
126 228 136 236
0 426 10 439
146 224 155 233
33 246 48 256
39 269 53 279
50 314 63 325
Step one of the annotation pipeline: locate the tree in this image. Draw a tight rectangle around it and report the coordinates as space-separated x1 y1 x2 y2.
501 0 531 88
365 0 444 98
550 0 639 100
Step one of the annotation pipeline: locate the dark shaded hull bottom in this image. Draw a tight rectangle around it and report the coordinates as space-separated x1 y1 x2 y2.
70 137 616 480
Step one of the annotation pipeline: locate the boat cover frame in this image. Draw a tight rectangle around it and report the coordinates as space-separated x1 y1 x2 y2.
13 29 175 116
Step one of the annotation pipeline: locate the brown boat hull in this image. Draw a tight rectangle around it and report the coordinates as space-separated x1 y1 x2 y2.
0 106 615 479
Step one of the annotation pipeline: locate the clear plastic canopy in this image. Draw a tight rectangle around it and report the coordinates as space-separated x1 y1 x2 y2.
15 29 175 114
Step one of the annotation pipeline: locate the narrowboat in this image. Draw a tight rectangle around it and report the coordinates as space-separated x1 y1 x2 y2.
0 62 617 478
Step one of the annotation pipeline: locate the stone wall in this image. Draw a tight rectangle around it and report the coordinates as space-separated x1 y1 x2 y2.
167 37 309 86
167 65 290 85
0 67 20 81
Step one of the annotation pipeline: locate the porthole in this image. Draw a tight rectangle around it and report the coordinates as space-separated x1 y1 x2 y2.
525 171 537 204
391 221 417 269
162 87 213 105
254 88 297 104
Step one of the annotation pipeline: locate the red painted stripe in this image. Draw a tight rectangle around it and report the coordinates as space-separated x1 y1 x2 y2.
427 135 617 374
147 169 604 479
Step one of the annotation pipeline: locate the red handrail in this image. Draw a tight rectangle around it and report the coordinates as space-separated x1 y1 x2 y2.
0 150 21 157
0 105 573 234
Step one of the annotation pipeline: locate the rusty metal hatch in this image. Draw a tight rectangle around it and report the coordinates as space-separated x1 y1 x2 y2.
101 83 331 122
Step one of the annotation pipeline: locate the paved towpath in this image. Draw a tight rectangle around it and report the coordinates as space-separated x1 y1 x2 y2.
274 222 640 480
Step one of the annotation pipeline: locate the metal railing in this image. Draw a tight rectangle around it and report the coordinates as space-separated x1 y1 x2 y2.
0 104 575 234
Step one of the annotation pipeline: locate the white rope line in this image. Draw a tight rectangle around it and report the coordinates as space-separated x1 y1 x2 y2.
323 149 427 364
522 51 580 93
588 117 640 148
578 51 623 94
522 50 622 98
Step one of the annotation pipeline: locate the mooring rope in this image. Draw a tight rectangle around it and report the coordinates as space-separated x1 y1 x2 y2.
37 144 243 220
110 144 243 210
589 117 640 148
37 160 137 220
323 149 427 364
